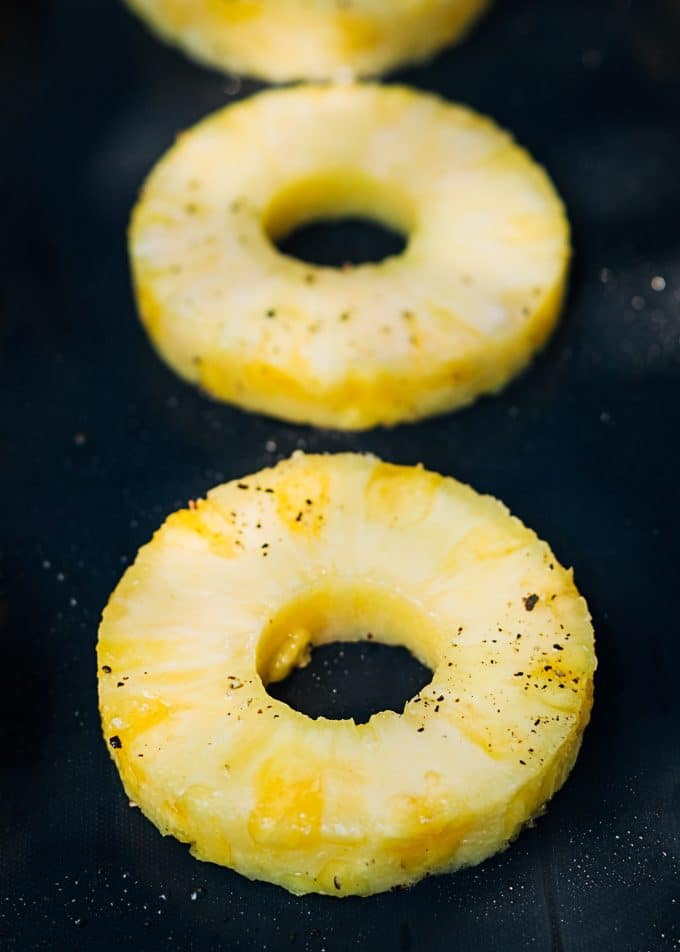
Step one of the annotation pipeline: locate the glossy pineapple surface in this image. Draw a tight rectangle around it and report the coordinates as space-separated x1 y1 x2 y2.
124 0 491 81
130 85 570 430
98 453 595 896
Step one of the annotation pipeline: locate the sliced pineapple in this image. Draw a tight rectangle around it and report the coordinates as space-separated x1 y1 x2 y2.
98 453 595 896
124 0 491 82
130 84 569 430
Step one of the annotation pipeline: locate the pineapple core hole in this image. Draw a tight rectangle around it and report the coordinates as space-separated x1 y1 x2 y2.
256 582 438 723
267 641 432 725
262 172 412 268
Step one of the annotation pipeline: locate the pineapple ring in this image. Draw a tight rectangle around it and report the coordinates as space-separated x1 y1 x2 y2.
124 0 491 82
98 453 596 897
130 84 570 430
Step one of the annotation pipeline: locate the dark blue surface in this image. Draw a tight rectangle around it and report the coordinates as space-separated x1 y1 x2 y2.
1 1 679 949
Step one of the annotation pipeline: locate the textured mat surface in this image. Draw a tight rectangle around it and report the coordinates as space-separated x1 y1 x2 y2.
1 1 679 949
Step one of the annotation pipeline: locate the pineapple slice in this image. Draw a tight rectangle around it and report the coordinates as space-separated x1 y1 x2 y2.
124 0 491 82
98 453 595 896
130 84 569 430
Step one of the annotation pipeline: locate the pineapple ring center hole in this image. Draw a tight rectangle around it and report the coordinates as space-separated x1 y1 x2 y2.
256 582 438 724
262 173 413 268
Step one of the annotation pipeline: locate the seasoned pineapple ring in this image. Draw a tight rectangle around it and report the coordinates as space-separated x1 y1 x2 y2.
124 0 491 82
98 453 595 897
131 85 569 430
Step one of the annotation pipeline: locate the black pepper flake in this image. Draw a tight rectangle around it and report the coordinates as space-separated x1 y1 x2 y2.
417 727 424 733
295 512 303 522
102 665 112 674
265 488 274 494
519 759 527 765
333 876 341 890
109 735 122 749
237 483 249 490
553 643 563 651
514 671 524 677
265 309 276 318
523 594 539 611
437 695 444 702
117 681 124 688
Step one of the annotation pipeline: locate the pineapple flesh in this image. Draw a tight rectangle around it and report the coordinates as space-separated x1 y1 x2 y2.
98 453 596 897
124 0 491 82
130 84 569 430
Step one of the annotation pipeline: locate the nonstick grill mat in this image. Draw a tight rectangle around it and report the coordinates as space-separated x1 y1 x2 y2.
1 1 679 949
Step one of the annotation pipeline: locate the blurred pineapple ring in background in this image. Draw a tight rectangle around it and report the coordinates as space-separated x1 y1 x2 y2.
124 0 491 82
98 452 596 897
130 85 570 430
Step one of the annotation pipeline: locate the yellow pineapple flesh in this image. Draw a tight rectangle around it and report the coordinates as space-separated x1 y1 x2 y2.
98 453 595 896
130 85 570 430
124 0 491 82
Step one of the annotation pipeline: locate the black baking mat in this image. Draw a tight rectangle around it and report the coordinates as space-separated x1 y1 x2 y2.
1 0 679 949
